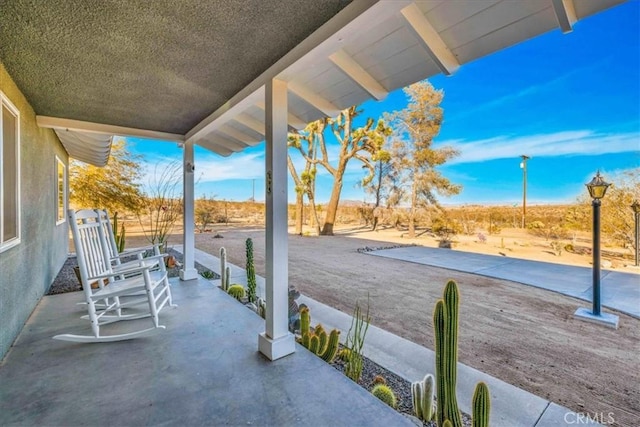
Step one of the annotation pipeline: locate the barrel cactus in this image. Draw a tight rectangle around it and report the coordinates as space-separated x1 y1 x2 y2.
227 284 245 301
371 384 397 409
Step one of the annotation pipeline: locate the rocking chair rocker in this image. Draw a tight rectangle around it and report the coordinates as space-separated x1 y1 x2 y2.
53 209 176 343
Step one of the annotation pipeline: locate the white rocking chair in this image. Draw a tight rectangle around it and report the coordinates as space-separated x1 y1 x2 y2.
53 209 176 343
94 209 166 276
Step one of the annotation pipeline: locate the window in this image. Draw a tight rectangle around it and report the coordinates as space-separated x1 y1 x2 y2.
56 156 66 225
1 92 20 252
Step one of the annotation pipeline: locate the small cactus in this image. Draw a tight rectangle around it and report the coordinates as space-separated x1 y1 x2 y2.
371 384 397 409
372 375 387 386
245 238 257 303
411 373 435 423
257 297 266 319
298 306 340 363
319 329 340 363
339 348 351 362
227 284 245 301
472 382 490 427
219 247 227 290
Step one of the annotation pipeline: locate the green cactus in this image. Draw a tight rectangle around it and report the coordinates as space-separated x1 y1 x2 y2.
371 384 397 409
344 298 370 383
257 297 266 319
411 373 435 423
434 281 463 427
443 421 453 427
298 306 339 363
224 266 230 291
227 284 245 301
219 247 227 291
300 306 310 335
245 238 257 303
309 334 320 353
113 213 126 253
434 299 447 427
320 329 340 363
472 382 490 427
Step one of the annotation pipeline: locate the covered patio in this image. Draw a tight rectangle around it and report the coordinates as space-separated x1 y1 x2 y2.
0 277 414 426
0 0 625 362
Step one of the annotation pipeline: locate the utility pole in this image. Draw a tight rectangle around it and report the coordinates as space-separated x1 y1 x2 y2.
251 178 255 202
520 155 530 228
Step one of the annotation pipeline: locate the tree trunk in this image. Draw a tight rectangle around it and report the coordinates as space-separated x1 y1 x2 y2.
294 191 303 235
372 161 382 231
407 179 418 238
320 175 344 235
308 194 322 236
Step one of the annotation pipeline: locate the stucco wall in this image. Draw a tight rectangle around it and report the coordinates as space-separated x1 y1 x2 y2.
0 61 69 361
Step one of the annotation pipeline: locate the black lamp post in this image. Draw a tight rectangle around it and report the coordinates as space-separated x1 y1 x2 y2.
632 200 640 267
586 172 610 316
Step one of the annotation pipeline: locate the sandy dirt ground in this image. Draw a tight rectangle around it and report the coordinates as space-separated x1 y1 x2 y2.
125 224 640 426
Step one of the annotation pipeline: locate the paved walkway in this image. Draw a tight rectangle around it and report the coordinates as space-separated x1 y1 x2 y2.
182 246 604 427
367 247 640 318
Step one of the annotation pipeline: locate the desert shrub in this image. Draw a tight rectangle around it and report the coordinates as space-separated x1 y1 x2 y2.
344 298 370 383
200 270 215 280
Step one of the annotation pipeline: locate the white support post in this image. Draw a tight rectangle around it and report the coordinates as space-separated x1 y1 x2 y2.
258 79 295 360
180 140 198 281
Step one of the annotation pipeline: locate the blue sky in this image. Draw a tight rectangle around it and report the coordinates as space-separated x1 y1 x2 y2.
128 1 639 206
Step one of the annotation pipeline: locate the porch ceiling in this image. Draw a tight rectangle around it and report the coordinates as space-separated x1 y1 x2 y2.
0 0 625 166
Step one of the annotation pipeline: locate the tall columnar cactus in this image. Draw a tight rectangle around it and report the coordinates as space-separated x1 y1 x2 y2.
245 238 257 302
472 382 490 427
411 373 435 422
113 213 126 253
298 306 340 363
434 280 463 427
224 266 230 291
219 247 227 290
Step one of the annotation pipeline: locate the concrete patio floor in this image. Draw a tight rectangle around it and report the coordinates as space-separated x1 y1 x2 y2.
0 278 414 427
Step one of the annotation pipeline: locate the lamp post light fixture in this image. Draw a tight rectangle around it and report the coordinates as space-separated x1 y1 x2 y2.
632 200 640 267
574 171 619 329
520 155 529 228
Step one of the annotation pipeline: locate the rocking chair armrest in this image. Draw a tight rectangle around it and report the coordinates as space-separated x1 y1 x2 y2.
88 263 156 281
114 244 159 258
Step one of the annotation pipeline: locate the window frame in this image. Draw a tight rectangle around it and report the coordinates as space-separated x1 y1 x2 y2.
0 91 21 252
55 156 67 225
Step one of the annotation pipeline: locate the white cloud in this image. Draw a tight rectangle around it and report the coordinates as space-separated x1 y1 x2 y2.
195 151 265 182
441 130 639 164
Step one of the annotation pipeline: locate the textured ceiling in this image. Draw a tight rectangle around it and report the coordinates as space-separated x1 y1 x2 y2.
0 0 351 134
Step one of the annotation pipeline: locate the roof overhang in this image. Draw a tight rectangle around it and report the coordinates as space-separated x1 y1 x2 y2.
1 0 626 166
